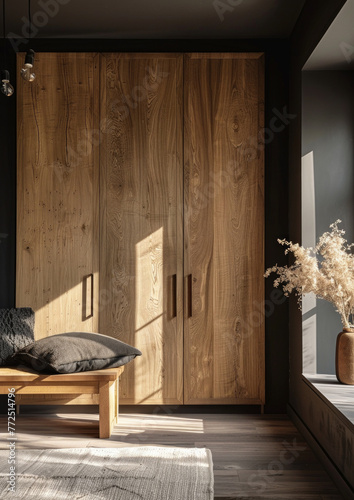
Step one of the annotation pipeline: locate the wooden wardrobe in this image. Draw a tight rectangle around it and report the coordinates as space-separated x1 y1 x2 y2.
17 52 265 407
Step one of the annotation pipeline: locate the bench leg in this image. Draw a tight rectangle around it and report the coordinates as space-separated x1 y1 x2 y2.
114 377 119 425
99 380 116 438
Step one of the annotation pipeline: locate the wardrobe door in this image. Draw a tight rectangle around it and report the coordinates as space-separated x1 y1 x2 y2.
100 54 183 404
16 53 100 338
184 53 265 405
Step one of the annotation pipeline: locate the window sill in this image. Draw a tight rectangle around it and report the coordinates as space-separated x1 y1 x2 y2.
302 373 354 428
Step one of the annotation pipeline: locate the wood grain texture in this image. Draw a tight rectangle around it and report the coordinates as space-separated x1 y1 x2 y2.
99 379 116 438
293 379 354 493
0 412 345 498
16 53 100 338
16 394 100 405
187 53 264 59
0 366 124 383
184 53 265 404
8 384 99 395
16 51 265 408
99 54 184 404
0 366 124 438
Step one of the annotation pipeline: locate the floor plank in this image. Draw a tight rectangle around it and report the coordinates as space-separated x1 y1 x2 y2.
0 408 345 499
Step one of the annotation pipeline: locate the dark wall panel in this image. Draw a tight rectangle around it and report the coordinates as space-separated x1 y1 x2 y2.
289 0 354 495
302 70 354 374
289 0 346 410
0 41 16 309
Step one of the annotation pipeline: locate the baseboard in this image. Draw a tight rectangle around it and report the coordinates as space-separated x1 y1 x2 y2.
288 403 354 500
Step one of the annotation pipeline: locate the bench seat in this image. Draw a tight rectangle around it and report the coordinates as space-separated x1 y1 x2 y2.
0 365 124 438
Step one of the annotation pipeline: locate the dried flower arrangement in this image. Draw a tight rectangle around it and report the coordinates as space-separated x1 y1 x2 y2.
265 220 354 329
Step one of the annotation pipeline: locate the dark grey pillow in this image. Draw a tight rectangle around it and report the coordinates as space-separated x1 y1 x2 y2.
12 332 142 373
0 308 35 366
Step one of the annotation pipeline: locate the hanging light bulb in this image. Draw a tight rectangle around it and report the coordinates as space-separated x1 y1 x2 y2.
21 49 35 81
1 70 14 97
20 1 36 82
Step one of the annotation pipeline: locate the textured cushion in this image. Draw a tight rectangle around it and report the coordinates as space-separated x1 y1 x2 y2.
12 331 142 373
0 308 35 366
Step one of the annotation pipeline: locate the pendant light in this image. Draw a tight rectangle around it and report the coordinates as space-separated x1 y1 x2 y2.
1 0 14 96
1 69 13 96
20 0 35 82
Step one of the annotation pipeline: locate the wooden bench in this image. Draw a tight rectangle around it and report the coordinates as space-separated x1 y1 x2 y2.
0 365 124 438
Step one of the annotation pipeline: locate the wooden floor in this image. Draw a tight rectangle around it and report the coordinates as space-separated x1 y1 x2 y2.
0 407 345 499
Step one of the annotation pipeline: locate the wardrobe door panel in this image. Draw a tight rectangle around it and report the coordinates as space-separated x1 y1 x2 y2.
16 53 100 338
100 54 183 404
184 53 265 404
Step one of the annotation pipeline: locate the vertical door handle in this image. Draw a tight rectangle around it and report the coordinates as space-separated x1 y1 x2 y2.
169 274 177 319
185 274 192 318
82 273 94 320
90 273 94 318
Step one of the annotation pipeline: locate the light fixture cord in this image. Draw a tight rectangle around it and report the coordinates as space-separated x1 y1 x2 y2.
2 0 6 66
28 0 31 41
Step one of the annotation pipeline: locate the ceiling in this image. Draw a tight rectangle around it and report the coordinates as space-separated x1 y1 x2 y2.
2 0 306 39
303 0 354 70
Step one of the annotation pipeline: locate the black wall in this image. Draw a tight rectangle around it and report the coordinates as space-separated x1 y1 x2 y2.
302 70 354 374
289 0 354 495
289 0 346 409
0 38 290 413
0 40 16 309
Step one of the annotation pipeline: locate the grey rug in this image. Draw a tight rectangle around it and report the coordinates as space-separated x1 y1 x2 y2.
0 447 214 499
